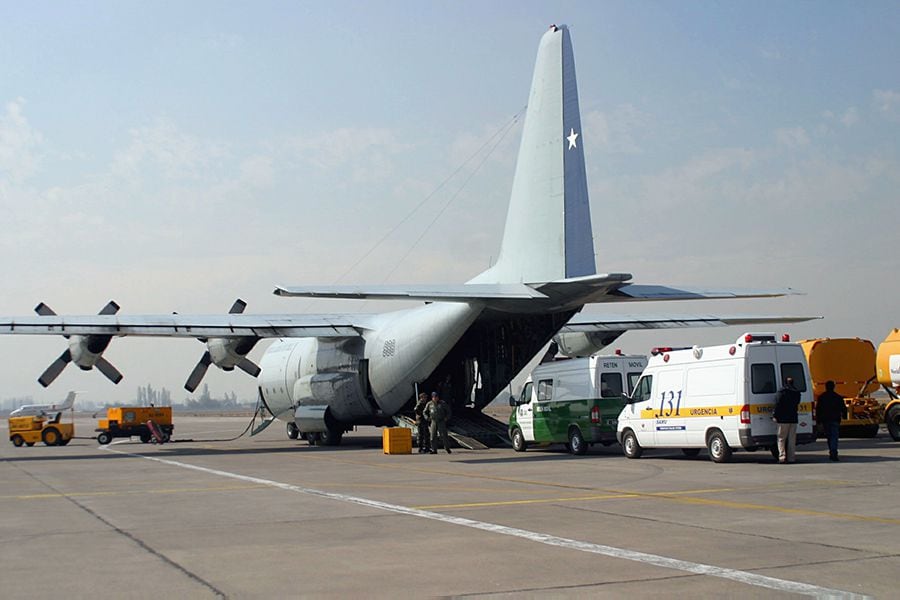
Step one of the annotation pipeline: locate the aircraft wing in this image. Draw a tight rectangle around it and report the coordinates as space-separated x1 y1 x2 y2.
559 312 821 333
0 313 367 338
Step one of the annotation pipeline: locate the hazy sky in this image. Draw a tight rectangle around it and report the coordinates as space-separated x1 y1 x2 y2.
1 1 898 405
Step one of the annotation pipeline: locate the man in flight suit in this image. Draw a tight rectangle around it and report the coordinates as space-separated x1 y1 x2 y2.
424 392 452 454
414 392 431 454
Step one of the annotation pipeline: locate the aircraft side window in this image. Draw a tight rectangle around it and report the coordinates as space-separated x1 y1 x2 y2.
779 363 808 392
521 382 533 404
627 372 642 395
537 379 553 402
600 373 623 397
751 363 777 394
631 375 652 403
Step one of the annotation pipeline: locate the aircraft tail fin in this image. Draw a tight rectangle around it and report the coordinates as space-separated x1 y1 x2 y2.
471 24 595 285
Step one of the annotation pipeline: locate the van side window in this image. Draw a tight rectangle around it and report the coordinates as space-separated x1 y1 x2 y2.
521 382 533 404
600 373 623 397
780 363 808 392
537 379 553 402
627 372 642 395
751 364 777 394
631 375 652 403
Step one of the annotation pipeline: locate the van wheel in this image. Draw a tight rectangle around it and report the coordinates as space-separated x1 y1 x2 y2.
42 427 61 447
622 430 642 459
568 428 587 455
11 435 24 447
707 430 732 463
885 406 900 441
681 448 701 458
511 428 526 452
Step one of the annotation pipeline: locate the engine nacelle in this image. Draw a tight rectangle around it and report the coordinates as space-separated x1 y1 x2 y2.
553 331 625 358
69 334 112 370
207 337 255 371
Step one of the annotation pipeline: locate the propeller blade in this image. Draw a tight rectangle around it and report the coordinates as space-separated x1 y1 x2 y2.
229 299 247 314
99 301 120 315
184 351 213 393
236 357 261 378
95 357 124 384
38 350 72 387
34 302 57 316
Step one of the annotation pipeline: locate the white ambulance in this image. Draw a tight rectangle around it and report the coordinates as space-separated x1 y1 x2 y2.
616 333 814 463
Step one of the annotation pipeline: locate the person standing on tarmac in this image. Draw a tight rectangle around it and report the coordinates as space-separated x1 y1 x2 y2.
425 392 452 454
817 380 848 462
773 376 801 464
414 392 431 454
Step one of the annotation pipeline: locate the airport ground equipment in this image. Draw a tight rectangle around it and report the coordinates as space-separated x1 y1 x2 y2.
96 406 173 444
618 333 815 463
382 427 411 454
9 413 74 447
876 329 900 440
798 338 883 438
510 352 648 454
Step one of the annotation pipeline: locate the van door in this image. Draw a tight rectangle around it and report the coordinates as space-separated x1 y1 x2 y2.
776 348 813 436
652 369 687 447
747 354 778 438
622 374 654 445
516 381 535 441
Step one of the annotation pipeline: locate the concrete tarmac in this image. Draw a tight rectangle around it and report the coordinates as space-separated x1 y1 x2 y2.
2 414 898 599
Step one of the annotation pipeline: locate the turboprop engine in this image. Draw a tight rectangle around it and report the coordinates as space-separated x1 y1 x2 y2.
553 330 626 358
183 299 261 392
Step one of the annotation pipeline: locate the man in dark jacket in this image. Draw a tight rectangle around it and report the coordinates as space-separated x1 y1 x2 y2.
414 392 431 454
817 380 847 461
773 377 801 463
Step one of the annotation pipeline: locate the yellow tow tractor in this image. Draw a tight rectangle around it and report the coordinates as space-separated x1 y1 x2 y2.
9 413 74 447
798 338 883 438
876 329 900 441
8 391 77 447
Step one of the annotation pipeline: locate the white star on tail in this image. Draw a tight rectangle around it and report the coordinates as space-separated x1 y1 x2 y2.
567 128 579 149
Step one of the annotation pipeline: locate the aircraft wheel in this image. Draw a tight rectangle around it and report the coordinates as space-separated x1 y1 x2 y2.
887 406 900 441
42 427 61 447
306 432 322 446
97 432 112 445
320 425 343 446
511 428 526 452
681 448 701 458
568 427 587 455
11 435 24 447
287 422 300 440
622 430 642 459
707 430 732 463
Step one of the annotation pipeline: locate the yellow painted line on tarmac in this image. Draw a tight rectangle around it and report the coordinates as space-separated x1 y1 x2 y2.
1 483 269 501
415 492 640 510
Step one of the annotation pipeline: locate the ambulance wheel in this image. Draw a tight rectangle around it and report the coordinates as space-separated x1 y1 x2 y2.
622 430 642 459
11 435 24 447
511 428 526 452
707 430 732 463
568 428 587 455
97 432 112 445
42 427 61 446
885 406 900 441
681 448 701 458
287 422 300 440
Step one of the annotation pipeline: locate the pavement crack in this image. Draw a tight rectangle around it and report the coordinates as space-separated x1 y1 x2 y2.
8 461 227 599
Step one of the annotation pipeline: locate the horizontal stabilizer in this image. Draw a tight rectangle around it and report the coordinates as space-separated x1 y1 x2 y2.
560 313 822 333
273 283 549 301
607 284 801 302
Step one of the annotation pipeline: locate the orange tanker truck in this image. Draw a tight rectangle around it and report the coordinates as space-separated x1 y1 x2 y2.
798 338 883 438
876 329 900 441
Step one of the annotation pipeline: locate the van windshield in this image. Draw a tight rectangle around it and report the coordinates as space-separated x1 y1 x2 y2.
521 382 533 404
627 372 642 395
631 376 652 403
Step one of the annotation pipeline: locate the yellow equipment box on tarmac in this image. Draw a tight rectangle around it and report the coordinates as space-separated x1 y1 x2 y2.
383 427 412 454
8 414 74 447
96 406 173 445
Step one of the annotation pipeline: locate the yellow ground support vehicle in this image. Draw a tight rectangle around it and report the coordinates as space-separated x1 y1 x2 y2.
9 414 74 447
96 406 173 445
876 329 900 441
799 338 883 438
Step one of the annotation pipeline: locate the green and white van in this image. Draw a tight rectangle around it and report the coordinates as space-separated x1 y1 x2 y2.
509 353 648 455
